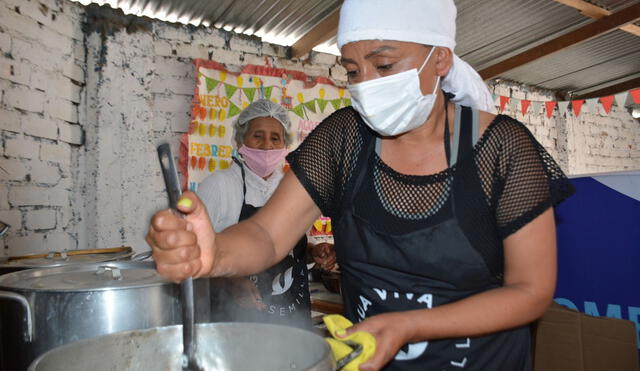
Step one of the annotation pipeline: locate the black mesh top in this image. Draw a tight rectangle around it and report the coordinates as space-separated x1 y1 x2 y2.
287 106 574 277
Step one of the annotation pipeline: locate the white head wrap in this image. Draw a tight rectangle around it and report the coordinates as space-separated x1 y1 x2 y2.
337 0 495 113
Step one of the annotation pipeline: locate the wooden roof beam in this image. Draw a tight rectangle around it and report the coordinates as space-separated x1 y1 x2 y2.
479 2 640 80
291 8 340 59
573 77 640 100
554 0 640 36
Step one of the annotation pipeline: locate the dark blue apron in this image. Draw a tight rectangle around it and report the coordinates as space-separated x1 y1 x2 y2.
233 158 312 330
334 104 532 370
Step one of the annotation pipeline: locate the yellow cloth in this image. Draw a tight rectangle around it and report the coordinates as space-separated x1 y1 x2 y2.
323 314 376 371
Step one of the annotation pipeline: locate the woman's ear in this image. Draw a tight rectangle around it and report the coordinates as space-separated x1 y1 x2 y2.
435 47 453 77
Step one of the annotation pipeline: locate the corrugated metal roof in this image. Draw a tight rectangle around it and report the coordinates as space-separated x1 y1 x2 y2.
74 0 640 97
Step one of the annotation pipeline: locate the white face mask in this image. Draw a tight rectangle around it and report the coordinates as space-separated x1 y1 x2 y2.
348 47 440 136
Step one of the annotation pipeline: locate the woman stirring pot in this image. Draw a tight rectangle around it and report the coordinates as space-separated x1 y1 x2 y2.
147 1 574 369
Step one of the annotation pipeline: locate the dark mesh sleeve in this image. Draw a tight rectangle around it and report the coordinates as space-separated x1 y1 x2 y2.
493 117 575 239
286 107 364 218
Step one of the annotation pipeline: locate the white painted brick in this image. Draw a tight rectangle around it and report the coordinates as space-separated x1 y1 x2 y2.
168 112 191 133
261 42 287 58
5 0 51 26
0 6 43 41
0 108 22 133
5 137 39 159
49 73 81 102
241 53 268 67
39 28 73 56
311 52 337 66
153 58 191 77
6 84 45 113
0 186 8 209
46 97 78 123
153 40 174 57
303 64 330 78
57 206 73 228
62 62 85 84
210 48 242 66
155 25 191 43
12 38 60 71
175 43 209 59
189 28 226 48
0 209 21 229
48 12 82 41
45 231 76 250
22 113 58 140
151 75 194 95
229 35 260 54
0 31 10 52
40 142 71 164
47 187 69 206
26 209 56 230
9 185 48 206
0 55 30 85
58 122 83 145
0 158 29 181
29 160 61 184
72 39 85 62
6 233 46 255
153 94 192 114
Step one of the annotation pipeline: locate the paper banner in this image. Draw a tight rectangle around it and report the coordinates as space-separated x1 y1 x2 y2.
545 101 557 118
572 99 585 117
317 98 329 113
509 98 519 114
585 98 599 114
263 86 273 100
227 101 241 118
242 87 256 102
343 98 352 107
291 104 305 119
600 96 614 114
224 83 238 99
614 92 628 108
499 96 510 113
558 101 570 116
521 99 531 115
630 88 640 104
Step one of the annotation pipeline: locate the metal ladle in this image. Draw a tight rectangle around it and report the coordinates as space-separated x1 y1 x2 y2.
157 143 203 371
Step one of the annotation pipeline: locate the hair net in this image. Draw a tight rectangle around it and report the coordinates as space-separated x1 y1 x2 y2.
234 99 293 147
336 0 495 113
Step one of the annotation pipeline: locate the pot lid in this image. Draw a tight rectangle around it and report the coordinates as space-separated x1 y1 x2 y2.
0 261 173 291
0 246 134 269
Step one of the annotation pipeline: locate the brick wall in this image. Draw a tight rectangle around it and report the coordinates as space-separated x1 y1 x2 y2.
1 1 638 256
0 0 85 256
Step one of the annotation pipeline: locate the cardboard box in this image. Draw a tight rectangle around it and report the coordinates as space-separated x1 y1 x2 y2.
533 302 639 371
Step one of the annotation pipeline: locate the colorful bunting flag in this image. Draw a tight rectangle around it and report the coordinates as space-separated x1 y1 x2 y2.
343 98 352 107
630 88 640 104
291 104 305 119
499 96 510 113
572 99 585 117
263 86 273 100
558 101 569 116
330 99 343 111
521 100 531 116
242 87 256 102
317 98 329 113
509 98 519 114
614 92 628 108
303 100 317 113
224 83 238 99
545 101 556 118
531 101 542 115
227 101 241 118
205 77 220 93
600 96 614 114
585 98 599 114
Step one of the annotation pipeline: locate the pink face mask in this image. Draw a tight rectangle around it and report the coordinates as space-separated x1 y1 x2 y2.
238 145 288 178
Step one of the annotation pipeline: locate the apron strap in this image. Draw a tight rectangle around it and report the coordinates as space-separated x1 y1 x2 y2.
232 157 247 205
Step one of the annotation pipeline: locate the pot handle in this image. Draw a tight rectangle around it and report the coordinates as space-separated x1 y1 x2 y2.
0 290 34 342
130 250 152 262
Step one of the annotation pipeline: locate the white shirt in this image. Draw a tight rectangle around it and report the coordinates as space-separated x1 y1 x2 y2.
196 161 284 232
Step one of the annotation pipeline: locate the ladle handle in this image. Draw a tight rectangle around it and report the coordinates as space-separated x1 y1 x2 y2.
156 143 199 369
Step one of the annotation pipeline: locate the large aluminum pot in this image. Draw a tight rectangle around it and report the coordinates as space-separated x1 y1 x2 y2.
0 246 138 276
28 322 334 371
0 261 210 371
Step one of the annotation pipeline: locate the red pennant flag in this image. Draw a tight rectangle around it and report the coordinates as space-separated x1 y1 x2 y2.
520 100 531 115
630 88 640 104
499 96 510 113
572 99 585 117
600 96 614 114
545 101 557 118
